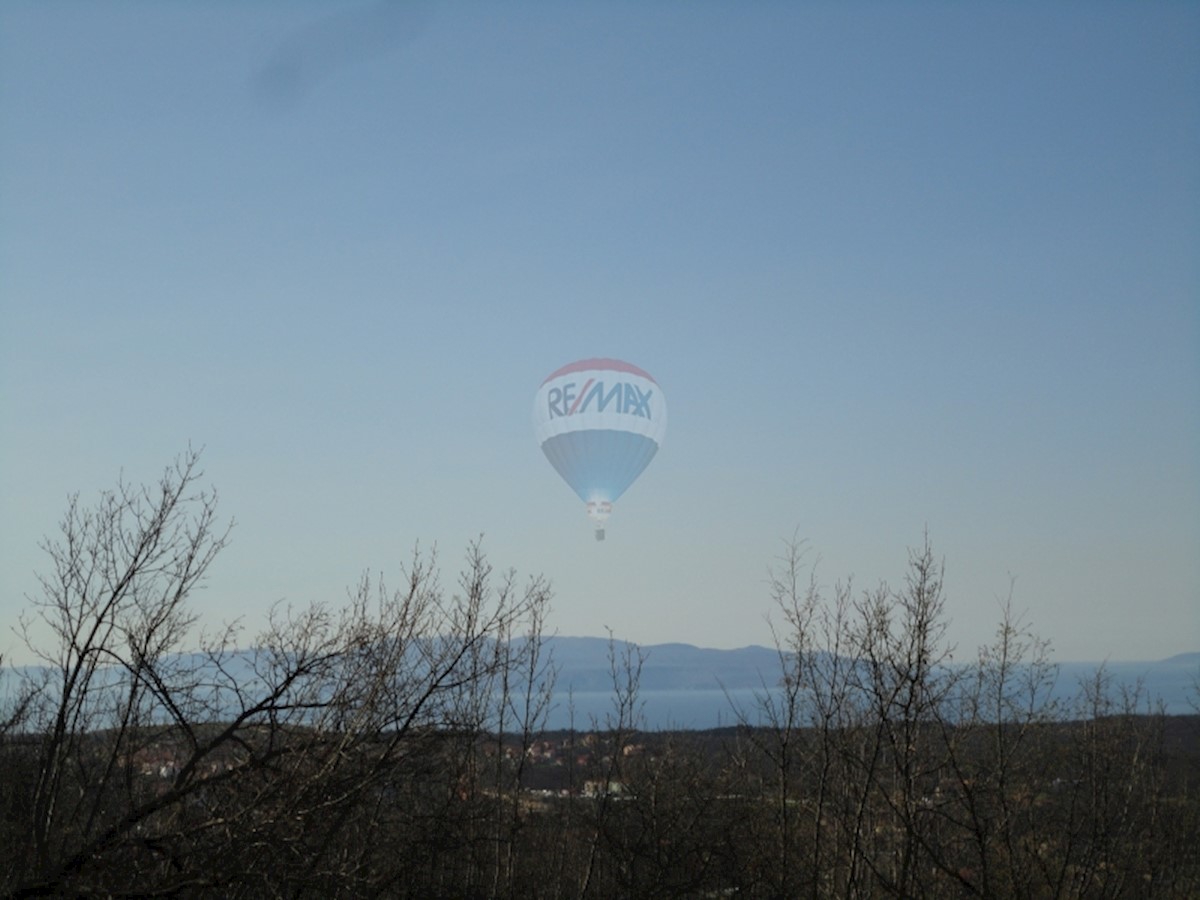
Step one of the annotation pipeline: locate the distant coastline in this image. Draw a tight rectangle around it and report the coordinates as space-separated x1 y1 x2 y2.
537 637 1199 729
3 637 1195 732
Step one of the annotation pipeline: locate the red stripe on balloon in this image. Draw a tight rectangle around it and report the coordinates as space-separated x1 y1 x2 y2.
541 358 657 386
567 378 593 416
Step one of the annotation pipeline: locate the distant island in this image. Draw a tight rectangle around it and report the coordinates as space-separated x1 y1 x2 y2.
538 636 1198 728
1158 651 1200 665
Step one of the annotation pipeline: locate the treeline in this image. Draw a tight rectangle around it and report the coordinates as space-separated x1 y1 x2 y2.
1 452 1197 898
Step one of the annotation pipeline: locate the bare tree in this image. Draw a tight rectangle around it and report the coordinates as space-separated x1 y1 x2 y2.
574 634 645 898
3 452 553 898
10 449 230 894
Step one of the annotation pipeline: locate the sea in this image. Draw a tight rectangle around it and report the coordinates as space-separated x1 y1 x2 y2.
3 656 1193 734
542 661 1198 731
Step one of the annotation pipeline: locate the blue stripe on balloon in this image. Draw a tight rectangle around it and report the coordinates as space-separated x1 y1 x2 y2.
539 430 660 504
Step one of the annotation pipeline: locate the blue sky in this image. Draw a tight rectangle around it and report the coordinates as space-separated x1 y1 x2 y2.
2 1 1197 665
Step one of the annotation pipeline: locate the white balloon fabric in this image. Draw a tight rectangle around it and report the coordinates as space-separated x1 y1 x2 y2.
533 358 667 540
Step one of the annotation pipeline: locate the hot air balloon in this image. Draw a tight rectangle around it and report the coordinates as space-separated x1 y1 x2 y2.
533 358 667 540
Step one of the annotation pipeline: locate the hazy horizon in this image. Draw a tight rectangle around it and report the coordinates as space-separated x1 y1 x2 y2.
2 2 1197 667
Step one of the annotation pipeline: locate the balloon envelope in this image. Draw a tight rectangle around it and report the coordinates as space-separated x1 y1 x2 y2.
533 358 666 538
